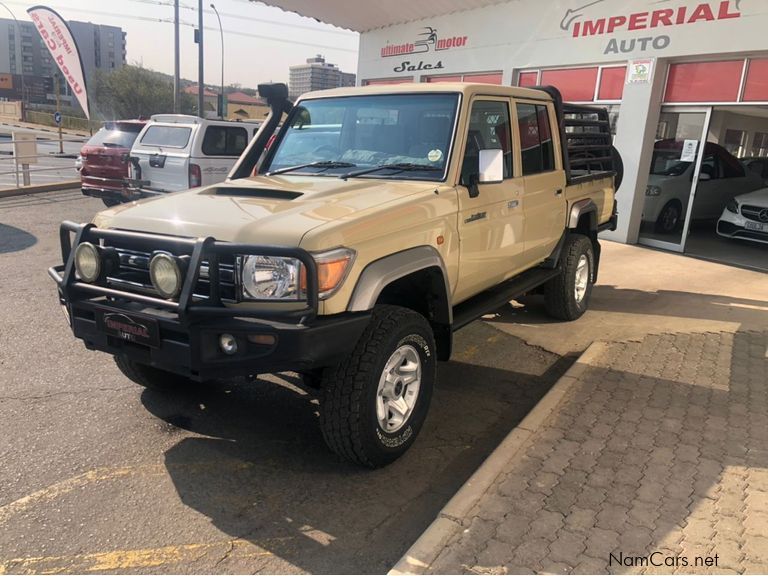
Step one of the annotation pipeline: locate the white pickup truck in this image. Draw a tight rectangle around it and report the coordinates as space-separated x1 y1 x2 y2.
128 114 262 198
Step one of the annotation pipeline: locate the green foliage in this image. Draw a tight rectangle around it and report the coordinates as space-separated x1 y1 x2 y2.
91 65 196 120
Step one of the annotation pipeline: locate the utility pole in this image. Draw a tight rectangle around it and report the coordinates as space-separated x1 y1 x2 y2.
54 74 63 154
210 3 224 119
197 0 204 118
173 0 180 113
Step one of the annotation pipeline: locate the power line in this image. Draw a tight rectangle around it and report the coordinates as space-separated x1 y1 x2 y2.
126 0 356 36
2 0 357 52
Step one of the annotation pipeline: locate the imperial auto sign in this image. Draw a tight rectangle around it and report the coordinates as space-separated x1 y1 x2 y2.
361 0 760 76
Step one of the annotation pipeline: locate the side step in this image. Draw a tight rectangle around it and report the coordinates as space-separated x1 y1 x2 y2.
452 267 561 331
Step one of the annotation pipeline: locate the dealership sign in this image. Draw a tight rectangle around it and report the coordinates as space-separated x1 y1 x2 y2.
381 26 468 73
562 0 743 55
27 5 90 118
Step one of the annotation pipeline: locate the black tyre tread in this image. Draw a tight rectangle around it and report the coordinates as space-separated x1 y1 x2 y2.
544 234 593 321
655 201 682 233
319 305 432 468
114 355 188 389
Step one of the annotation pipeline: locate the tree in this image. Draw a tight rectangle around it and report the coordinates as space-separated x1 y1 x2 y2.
91 64 195 120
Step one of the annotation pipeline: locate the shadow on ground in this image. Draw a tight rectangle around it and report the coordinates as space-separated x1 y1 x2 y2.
0 223 37 254
141 322 574 574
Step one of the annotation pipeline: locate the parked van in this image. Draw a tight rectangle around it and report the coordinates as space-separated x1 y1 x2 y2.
128 115 261 197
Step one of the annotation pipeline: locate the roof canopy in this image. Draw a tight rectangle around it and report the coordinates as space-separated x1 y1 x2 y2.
256 0 509 32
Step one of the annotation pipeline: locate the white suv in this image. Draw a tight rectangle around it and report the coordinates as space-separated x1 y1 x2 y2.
128 115 261 196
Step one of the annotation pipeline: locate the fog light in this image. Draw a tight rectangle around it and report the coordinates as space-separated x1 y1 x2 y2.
74 242 101 283
219 333 238 355
149 253 182 299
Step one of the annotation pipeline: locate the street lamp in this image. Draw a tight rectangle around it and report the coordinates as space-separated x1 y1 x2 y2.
0 1 27 121
210 3 224 119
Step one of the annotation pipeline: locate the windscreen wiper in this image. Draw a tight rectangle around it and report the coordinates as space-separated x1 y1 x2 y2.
266 160 356 176
341 163 443 180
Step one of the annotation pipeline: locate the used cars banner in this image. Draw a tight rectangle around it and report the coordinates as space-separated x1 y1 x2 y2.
26 5 90 119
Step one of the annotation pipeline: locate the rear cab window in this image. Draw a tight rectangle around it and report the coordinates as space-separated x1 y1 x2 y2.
517 103 556 175
140 125 193 148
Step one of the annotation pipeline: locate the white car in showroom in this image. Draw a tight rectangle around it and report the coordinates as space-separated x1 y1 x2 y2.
644 140 763 234
717 187 768 244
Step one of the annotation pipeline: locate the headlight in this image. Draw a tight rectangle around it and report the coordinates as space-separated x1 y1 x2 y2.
239 248 355 301
646 185 661 196
241 255 302 300
74 242 101 283
149 253 183 299
725 199 739 214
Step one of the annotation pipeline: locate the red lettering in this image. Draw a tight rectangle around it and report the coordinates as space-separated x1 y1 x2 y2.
47 38 56 50
572 21 580 37
676 6 687 24
688 4 716 23
628 12 649 30
581 18 606 36
651 9 674 27
607 15 627 33
718 0 740 19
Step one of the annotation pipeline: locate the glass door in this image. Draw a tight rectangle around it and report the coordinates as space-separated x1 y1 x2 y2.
638 108 711 251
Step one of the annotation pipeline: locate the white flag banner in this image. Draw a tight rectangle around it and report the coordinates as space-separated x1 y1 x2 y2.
27 5 90 119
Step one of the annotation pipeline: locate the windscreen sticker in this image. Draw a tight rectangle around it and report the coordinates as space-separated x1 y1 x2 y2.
428 149 443 163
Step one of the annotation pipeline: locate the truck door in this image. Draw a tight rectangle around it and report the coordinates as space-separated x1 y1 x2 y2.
515 101 567 262
454 97 526 303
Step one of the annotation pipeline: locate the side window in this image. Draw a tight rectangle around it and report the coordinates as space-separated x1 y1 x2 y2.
461 100 513 182
202 126 249 156
517 103 556 175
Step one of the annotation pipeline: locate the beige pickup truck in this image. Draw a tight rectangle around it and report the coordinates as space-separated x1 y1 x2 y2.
50 82 621 467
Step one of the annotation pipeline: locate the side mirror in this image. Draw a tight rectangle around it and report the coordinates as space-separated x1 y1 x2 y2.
479 149 504 184
698 172 712 181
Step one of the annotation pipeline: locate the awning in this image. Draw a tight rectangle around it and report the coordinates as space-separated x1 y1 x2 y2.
255 0 510 32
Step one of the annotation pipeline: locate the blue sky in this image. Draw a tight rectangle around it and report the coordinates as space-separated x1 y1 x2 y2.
3 0 359 87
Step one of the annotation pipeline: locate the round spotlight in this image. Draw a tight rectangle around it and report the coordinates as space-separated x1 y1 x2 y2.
149 253 182 299
74 242 101 283
219 333 238 355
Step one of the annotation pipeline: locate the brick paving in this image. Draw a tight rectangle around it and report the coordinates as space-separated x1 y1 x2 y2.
426 331 768 574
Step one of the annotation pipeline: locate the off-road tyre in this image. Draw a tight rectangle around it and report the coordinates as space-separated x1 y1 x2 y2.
319 305 436 468
114 355 190 390
544 234 595 321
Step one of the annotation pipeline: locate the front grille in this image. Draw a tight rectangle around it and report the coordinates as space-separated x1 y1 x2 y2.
741 204 768 223
104 243 238 302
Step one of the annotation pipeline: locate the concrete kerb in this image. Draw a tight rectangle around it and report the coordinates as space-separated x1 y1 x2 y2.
389 341 609 575
0 181 81 199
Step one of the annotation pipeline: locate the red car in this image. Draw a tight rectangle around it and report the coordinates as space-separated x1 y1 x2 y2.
79 120 146 207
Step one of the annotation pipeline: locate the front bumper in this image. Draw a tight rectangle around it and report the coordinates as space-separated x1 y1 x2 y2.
717 209 768 245
49 221 369 381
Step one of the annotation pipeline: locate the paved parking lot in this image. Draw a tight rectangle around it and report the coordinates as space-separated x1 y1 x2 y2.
0 190 572 574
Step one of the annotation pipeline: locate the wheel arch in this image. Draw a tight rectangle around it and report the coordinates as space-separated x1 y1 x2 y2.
347 246 453 361
567 199 601 282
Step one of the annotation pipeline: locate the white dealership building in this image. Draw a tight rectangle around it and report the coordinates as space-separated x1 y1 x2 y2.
265 0 768 270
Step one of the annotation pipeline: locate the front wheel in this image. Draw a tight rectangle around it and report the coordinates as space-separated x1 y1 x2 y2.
544 234 595 321
655 201 682 234
319 305 436 468
114 356 191 390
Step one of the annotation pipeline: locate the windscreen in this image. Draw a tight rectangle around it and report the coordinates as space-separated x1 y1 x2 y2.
140 125 193 148
86 127 141 149
264 93 460 180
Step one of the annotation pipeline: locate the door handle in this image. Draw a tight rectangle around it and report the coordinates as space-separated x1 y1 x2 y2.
555 189 563 196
